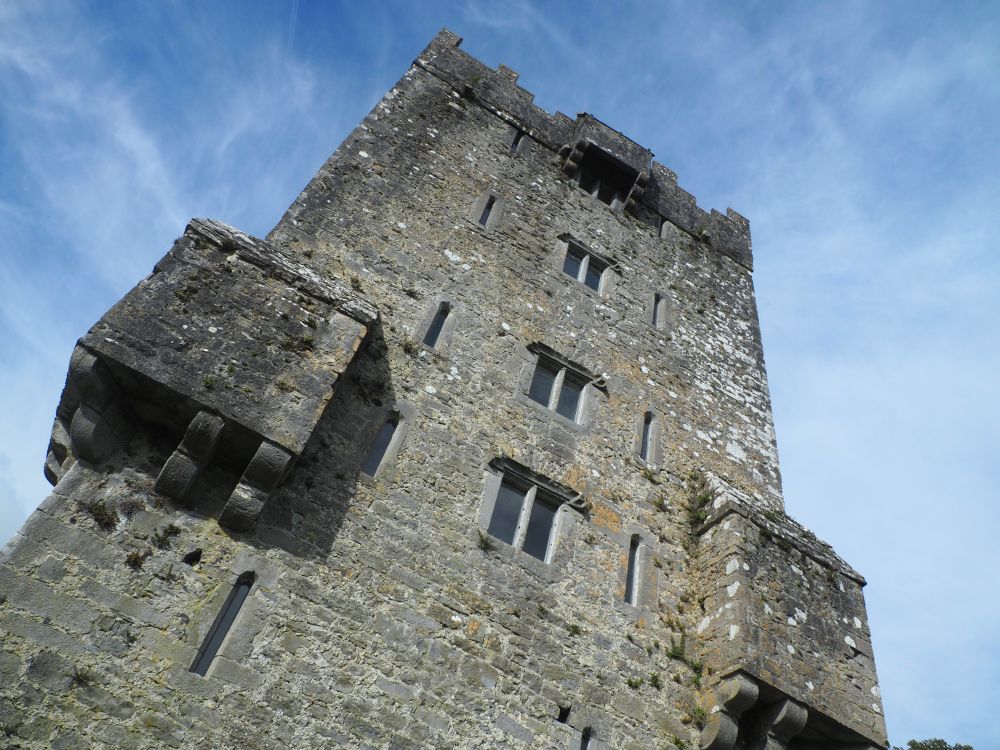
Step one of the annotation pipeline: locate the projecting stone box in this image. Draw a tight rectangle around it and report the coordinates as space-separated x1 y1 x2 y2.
46 219 376 530
693 476 886 748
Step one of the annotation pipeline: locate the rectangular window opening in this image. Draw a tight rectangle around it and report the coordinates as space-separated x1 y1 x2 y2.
487 479 526 545
528 355 590 424
561 240 607 292
511 130 526 154
652 293 663 326
484 469 567 564
522 496 558 561
478 195 496 226
639 411 653 461
573 147 635 208
190 571 255 677
528 360 559 408
557 705 572 723
423 302 451 347
625 535 640 605
562 244 585 280
361 414 399 476
556 376 584 421
580 727 593 750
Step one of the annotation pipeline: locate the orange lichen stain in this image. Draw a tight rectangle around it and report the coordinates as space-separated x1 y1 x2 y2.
466 619 481 638
599 552 618 573
591 502 623 533
560 464 588 492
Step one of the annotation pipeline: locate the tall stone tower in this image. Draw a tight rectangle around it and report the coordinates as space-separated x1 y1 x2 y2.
0 30 886 749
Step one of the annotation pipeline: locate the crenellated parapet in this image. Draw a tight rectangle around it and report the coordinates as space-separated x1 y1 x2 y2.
46 218 376 530
416 28 753 269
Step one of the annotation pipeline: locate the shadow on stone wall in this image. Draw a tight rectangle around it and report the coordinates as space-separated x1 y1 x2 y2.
249 320 396 560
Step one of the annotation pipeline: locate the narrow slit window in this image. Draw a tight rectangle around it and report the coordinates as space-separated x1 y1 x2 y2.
652 293 663 326
625 535 640 605
190 571 255 677
362 414 398 476
510 130 525 154
478 195 496 226
423 302 451 347
557 705 571 723
580 727 593 750
639 411 653 461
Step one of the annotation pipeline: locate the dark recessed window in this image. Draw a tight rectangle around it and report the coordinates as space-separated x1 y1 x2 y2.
573 147 634 209
580 727 593 750
423 302 451 347
625 535 640 605
486 475 561 562
478 195 496 226
362 414 399 476
561 241 607 292
528 357 587 423
510 130 529 155
639 411 654 462
190 571 255 677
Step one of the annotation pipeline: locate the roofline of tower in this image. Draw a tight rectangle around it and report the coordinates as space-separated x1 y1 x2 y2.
416 28 754 271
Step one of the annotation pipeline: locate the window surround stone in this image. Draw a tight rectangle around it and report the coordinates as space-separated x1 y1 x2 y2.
358 400 416 481
478 457 588 567
470 189 506 229
515 342 606 430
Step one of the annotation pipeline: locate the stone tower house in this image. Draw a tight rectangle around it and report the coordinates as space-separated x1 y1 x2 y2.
0 30 887 750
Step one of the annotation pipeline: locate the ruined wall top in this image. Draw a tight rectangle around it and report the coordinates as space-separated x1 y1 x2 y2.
417 28 754 270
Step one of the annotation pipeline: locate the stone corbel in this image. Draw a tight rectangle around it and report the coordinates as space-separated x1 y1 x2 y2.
66 346 134 464
560 140 589 177
625 170 649 211
218 440 294 532
154 411 226 503
700 673 759 750
745 698 808 750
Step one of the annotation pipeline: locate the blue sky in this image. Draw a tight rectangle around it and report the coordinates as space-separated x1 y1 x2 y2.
1 1 997 746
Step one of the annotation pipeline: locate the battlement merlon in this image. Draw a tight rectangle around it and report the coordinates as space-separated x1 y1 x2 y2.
416 28 754 270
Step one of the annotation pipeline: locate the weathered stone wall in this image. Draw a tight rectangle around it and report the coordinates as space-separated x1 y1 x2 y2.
692 477 886 746
0 29 886 750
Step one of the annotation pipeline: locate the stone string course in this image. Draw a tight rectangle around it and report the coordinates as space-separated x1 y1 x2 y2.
0 29 886 750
